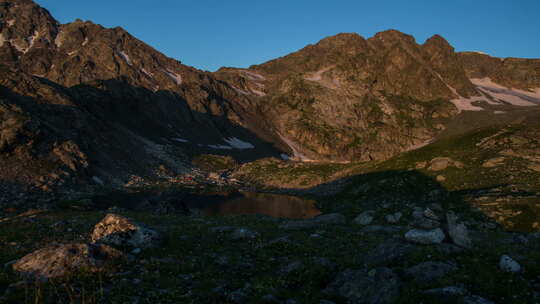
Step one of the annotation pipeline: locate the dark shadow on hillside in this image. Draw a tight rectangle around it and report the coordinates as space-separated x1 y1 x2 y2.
0 75 285 187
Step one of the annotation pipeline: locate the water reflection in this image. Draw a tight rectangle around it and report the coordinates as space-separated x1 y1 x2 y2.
199 192 321 219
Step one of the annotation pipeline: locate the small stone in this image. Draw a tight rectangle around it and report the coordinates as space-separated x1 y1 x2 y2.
385 212 402 224
230 228 259 240
354 211 375 225
405 228 445 245
499 255 521 273
424 285 467 296
463 295 496 304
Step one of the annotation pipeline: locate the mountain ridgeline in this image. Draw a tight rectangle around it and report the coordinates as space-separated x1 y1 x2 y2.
1 0 539 188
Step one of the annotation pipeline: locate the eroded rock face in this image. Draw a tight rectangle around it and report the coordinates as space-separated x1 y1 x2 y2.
325 268 401 304
91 214 162 249
13 243 124 280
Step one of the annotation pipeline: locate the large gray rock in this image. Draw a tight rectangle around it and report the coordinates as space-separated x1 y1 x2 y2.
499 255 521 273
13 243 124 280
405 228 445 244
325 268 401 304
353 211 375 225
447 212 472 248
91 214 162 249
405 261 458 283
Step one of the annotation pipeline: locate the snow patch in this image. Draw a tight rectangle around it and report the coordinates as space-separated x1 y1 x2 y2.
0 34 5 47
472 51 488 55
82 37 89 46
163 69 182 85
7 19 15 26
494 111 506 114
305 66 334 82
67 50 77 56
243 70 266 81
232 86 250 95
224 137 255 149
251 88 266 96
278 133 312 161
119 50 132 66
141 68 154 78
433 72 491 112
470 78 540 106
172 137 189 143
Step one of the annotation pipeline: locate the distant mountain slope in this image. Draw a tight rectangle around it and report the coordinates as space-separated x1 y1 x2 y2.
215 32 540 162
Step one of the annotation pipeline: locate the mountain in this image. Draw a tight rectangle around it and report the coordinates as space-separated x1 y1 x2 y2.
216 31 540 162
0 0 281 191
1 0 539 191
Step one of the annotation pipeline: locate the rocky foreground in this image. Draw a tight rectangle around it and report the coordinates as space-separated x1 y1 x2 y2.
1 183 539 303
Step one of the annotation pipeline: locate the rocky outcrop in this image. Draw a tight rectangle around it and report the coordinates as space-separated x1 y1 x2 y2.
91 214 162 249
12 243 124 280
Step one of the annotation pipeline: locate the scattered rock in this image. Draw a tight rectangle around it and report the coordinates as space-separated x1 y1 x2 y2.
405 228 445 244
90 214 162 249
528 163 540 172
361 239 415 267
499 255 521 273
424 285 467 296
361 225 404 234
463 295 496 304
209 226 235 233
436 175 446 182
446 212 472 248
385 212 402 224
279 213 345 230
411 209 440 229
429 157 452 171
325 268 401 304
482 157 505 168
405 261 458 283
353 211 375 225
13 243 124 280
230 227 259 240
313 213 346 225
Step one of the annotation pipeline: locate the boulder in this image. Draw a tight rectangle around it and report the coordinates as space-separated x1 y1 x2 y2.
324 268 401 304
404 261 458 283
411 209 440 229
405 228 445 245
353 211 375 225
91 214 162 249
446 212 472 248
499 255 521 273
13 243 124 280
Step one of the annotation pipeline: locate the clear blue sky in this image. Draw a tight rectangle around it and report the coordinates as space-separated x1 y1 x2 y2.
36 0 539 71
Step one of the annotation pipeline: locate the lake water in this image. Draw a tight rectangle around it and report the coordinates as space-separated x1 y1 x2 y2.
193 191 321 219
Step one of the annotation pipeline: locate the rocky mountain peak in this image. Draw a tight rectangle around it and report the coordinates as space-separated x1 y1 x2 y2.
0 0 59 52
